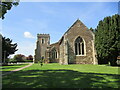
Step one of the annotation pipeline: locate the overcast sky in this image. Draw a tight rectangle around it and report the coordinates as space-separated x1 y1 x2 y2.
1 1 119 58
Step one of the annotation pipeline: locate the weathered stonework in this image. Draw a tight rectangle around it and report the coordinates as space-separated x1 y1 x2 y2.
34 34 50 63
34 19 97 65
49 42 59 63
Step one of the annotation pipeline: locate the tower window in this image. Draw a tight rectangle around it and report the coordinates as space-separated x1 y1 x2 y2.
75 36 85 55
42 39 44 44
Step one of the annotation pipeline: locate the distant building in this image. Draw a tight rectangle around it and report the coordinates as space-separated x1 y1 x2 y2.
34 19 97 65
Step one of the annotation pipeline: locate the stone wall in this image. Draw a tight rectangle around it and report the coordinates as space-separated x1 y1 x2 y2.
59 37 65 64
59 19 96 64
49 42 59 63
34 41 41 63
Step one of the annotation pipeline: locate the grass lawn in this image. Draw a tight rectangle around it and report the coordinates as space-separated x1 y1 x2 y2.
2 63 120 88
0 63 29 74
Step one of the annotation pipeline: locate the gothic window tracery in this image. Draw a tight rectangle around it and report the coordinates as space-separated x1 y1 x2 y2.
75 37 84 55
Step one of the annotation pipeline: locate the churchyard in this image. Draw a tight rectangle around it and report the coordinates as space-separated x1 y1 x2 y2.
1 1 120 89
2 63 120 88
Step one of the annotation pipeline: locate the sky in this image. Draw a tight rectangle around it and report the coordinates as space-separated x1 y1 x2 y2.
1 1 119 58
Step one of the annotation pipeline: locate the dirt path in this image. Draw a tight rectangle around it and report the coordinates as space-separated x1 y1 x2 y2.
2 63 33 76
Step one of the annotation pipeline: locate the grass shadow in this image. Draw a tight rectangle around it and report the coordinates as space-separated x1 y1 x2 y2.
2 69 120 88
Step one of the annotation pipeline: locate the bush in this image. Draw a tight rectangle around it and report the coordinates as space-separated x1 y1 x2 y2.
9 59 17 63
23 60 33 62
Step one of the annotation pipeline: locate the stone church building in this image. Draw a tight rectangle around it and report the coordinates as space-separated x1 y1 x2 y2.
34 19 97 65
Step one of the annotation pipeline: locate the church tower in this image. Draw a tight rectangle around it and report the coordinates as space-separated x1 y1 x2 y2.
34 34 50 63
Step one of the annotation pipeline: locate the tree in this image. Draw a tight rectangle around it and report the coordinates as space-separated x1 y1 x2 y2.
13 54 26 62
2 36 18 63
95 14 120 66
90 27 94 33
26 55 33 60
0 0 19 19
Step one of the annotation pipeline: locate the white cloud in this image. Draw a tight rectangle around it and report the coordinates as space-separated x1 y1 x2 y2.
24 31 35 38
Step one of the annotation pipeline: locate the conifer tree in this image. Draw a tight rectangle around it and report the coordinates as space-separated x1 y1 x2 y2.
2 37 18 63
95 14 120 66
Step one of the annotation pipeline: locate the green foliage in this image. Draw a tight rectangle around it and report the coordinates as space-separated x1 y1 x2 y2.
26 55 33 60
2 37 18 63
95 14 120 66
13 54 33 62
24 60 33 62
8 58 17 63
0 1 19 19
89 27 94 33
13 54 25 62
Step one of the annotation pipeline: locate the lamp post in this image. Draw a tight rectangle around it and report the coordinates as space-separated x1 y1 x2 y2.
4 51 6 64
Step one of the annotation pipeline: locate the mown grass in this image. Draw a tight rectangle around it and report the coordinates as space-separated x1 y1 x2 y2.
0 63 29 74
2 63 120 88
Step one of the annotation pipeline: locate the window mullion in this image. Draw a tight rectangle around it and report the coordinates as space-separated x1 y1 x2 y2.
77 43 79 55
80 43 82 55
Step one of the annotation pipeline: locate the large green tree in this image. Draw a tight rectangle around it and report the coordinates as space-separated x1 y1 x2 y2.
13 54 26 62
2 37 18 63
95 14 120 66
0 0 19 19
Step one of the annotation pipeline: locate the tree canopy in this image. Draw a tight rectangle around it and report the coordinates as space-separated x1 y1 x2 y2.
0 1 19 19
95 14 120 66
26 55 33 60
2 36 18 63
13 54 25 62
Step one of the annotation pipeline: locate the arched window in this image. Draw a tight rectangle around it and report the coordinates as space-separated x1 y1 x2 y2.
51 48 57 59
75 37 84 55
55 51 57 58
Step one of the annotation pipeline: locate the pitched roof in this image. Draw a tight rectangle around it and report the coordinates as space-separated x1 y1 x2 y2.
58 19 94 45
64 19 87 35
59 19 86 45
50 42 59 47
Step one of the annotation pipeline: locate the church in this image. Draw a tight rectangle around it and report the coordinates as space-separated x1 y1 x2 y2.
34 19 97 65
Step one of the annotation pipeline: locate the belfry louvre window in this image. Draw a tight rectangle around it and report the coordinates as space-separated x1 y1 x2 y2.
42 39 44 44
75 37 84 55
